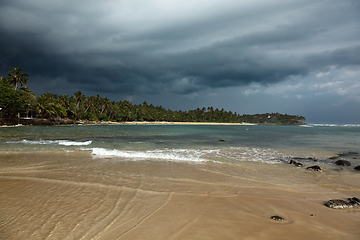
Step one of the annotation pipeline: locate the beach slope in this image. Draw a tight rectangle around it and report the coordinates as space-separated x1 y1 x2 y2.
1 152 359 239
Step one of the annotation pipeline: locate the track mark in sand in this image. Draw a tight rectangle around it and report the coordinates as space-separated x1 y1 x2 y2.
0 175 167 195
168 216 200 240
197 168 340 195
78 178 143 240
44 220 62 240
167 197 212 240
117 192 173 239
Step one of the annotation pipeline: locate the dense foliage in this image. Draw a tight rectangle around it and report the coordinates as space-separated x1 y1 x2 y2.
0 68 305 125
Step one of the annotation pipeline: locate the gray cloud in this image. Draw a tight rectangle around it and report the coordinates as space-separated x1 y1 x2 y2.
0 0 359 107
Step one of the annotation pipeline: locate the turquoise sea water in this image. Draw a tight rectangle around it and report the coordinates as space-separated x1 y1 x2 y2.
1 124 359 167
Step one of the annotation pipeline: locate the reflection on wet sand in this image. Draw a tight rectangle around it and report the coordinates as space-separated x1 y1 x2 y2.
1 152 359 240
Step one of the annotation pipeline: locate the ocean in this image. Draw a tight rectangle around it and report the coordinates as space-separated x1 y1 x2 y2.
1 123 360 239
1 124 360 166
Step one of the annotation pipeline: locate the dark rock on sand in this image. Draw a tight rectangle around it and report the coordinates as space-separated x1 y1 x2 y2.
325 200 352 209
306 165 322 171
348 197 360 206
324 197 360 209
354 165 360 171
289 160 303 167
270 215 285 221
335 160 351 166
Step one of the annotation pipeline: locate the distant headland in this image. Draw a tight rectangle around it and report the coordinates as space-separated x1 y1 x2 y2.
1 67 305 126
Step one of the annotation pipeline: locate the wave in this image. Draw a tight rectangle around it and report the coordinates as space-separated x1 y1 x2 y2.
88 147 282 164
7 139 92 146
306 124 360 127
58 140 93 146
90 147 207 163
0 124 24 128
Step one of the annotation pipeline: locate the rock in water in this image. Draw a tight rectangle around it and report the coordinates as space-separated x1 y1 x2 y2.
289 159 303 167
306 165 322 171
324 198 360 209
335 160 351 166
354 165 360 171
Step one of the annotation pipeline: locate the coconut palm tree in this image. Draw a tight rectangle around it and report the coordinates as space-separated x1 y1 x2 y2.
8 67 29 90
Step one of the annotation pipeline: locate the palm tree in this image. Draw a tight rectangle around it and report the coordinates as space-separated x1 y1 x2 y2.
36 95 56 118
8 67 29 90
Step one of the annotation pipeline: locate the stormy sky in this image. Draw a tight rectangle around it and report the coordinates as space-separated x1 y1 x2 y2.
1 0 360 123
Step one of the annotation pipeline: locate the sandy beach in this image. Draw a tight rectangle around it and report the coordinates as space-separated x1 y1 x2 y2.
91 121 257 126
0 118 258 127
1 151 359 240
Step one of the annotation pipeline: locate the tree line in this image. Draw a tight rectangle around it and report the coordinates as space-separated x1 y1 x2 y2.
0 67 305 124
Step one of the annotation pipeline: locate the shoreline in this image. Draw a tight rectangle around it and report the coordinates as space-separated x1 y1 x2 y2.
0 118 257 126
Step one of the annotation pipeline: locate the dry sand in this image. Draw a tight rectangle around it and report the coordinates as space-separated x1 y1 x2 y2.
1 151 359 240
93 121 256 126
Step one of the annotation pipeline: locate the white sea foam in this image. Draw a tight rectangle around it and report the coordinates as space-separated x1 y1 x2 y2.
7 139 92 146
89 147 282 164
58 140 92 146
0 124 24 128
308 124 360 127
226 147 283 164
90 148 206 163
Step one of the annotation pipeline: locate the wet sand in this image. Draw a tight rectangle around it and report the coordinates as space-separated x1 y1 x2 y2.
1 151 359 240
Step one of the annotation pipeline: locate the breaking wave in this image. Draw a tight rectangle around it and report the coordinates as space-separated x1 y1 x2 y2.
89 147 282 164
306 124 360 127
90 148 208 163
7 139 92 146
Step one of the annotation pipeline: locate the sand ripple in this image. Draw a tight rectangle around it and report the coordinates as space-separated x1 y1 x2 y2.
1 152 360 240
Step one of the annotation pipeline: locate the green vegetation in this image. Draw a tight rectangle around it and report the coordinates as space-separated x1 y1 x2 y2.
0 67 305 125
7 67 29 90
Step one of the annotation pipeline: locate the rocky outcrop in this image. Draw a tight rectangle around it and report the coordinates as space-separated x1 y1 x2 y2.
270 215 285 221
289 159 303 167
306 165 322 171
335 160 351 166
0 118 75 126
354 165 360 171
324 197 360 209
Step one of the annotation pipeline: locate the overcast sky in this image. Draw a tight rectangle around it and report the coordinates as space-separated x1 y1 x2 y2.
1 0 360 123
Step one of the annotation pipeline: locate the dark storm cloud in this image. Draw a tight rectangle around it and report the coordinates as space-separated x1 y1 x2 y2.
0 0 359 96
308 45 360 68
